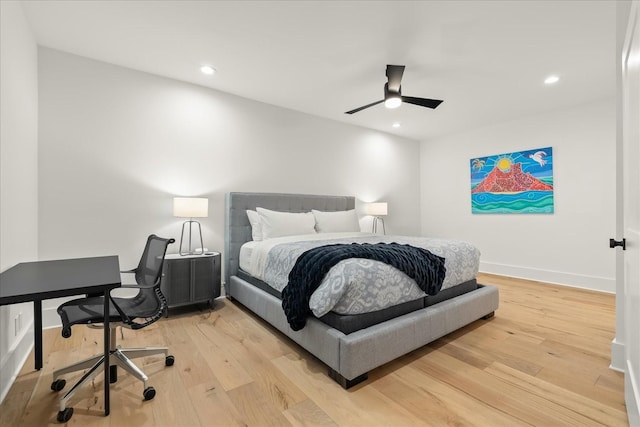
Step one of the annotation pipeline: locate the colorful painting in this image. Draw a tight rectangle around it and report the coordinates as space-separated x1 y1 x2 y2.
470 147 554 214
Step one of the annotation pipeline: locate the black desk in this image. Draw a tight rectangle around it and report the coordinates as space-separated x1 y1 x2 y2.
0 256 121 416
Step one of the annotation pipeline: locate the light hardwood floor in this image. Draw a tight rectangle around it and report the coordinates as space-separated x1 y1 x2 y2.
0 273 628 426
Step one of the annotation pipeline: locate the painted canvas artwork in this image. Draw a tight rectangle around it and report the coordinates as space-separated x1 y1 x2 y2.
470 147 554 214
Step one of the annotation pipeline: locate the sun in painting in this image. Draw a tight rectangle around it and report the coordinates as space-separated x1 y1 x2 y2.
497 157 512 171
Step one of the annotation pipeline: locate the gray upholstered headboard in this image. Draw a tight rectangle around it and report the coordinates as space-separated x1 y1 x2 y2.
224 192 355 285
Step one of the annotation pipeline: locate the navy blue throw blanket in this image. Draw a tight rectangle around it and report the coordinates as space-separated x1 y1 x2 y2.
281 243 446 331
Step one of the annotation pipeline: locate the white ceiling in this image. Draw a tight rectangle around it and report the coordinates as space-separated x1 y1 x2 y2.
21 1 616 141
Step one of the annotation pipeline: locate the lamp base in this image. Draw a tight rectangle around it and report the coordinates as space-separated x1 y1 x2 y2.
372 217 386 235
179 219 205 256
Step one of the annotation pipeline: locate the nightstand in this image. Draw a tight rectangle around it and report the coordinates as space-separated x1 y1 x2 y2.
161 252 221 310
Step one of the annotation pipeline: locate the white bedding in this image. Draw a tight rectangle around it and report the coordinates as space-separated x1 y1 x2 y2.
239 233 355 278
239 232 481 317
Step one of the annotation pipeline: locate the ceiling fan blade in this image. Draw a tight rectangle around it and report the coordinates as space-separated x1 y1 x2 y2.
401 96 443 109
344 99 384 114
386 65 405 92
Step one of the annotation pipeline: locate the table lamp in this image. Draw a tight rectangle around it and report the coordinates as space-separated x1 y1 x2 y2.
366 202 387 234
173 197 209 255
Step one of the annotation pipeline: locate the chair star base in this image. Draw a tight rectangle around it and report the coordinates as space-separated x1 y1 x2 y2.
51 328 173 417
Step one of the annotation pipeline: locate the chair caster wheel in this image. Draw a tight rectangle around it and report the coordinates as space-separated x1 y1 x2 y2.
143 386 156 400
51 379 66 392
165 355 175 366
57 407 73 422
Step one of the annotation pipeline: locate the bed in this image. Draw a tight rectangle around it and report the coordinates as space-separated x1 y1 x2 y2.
224 192 499 388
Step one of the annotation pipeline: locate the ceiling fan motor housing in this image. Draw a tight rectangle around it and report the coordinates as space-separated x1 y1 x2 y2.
384 82 401 99
384 83 402 108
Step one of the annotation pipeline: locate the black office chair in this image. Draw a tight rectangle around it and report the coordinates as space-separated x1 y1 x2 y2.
51 234 175 422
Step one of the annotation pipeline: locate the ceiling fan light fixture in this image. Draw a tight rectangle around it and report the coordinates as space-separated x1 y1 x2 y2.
384 96 401 109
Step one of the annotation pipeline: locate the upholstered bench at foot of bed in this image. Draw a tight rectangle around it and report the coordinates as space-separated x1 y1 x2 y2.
228 275 499 388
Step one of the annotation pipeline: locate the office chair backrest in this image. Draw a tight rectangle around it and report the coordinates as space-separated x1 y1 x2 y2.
125 234 175 327
136 235 175 288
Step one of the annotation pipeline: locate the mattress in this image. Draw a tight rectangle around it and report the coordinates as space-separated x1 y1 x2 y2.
239 232 480 317
236 269 478 334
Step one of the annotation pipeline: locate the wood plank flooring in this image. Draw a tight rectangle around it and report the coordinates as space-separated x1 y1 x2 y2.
0 273 628 426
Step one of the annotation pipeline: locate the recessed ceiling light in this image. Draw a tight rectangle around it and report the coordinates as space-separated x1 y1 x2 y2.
392 122 400 128
544 75 560 85
200 65 216 75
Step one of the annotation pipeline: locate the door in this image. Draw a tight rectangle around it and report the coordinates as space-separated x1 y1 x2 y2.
622 2 640 425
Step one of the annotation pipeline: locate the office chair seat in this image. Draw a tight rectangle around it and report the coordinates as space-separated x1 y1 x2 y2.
51 235 175 423
57 287 166 337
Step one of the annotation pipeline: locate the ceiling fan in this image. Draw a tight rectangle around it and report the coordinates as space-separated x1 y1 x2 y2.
345 64 443 114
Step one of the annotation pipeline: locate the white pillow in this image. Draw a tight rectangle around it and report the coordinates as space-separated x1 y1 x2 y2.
246 210 263 241
256 207 316 239
312 209 361 233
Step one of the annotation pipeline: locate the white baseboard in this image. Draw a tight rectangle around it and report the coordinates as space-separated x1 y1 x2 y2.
626 361 640 427
0 321 34 404
479 261 616 293
610 338 626 372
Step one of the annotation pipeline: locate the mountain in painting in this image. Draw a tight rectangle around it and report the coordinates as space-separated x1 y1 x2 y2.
471 162 553 194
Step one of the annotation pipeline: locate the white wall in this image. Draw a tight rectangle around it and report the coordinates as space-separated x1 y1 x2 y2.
37 48 421 325
0 1 39 404
420 100 616 292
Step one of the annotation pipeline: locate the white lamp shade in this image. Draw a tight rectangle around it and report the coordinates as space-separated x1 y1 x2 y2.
173 197 209 218
366 202 388 216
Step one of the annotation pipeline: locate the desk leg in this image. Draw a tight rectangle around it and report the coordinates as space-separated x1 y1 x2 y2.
103 290 110 416
34 300 42 370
